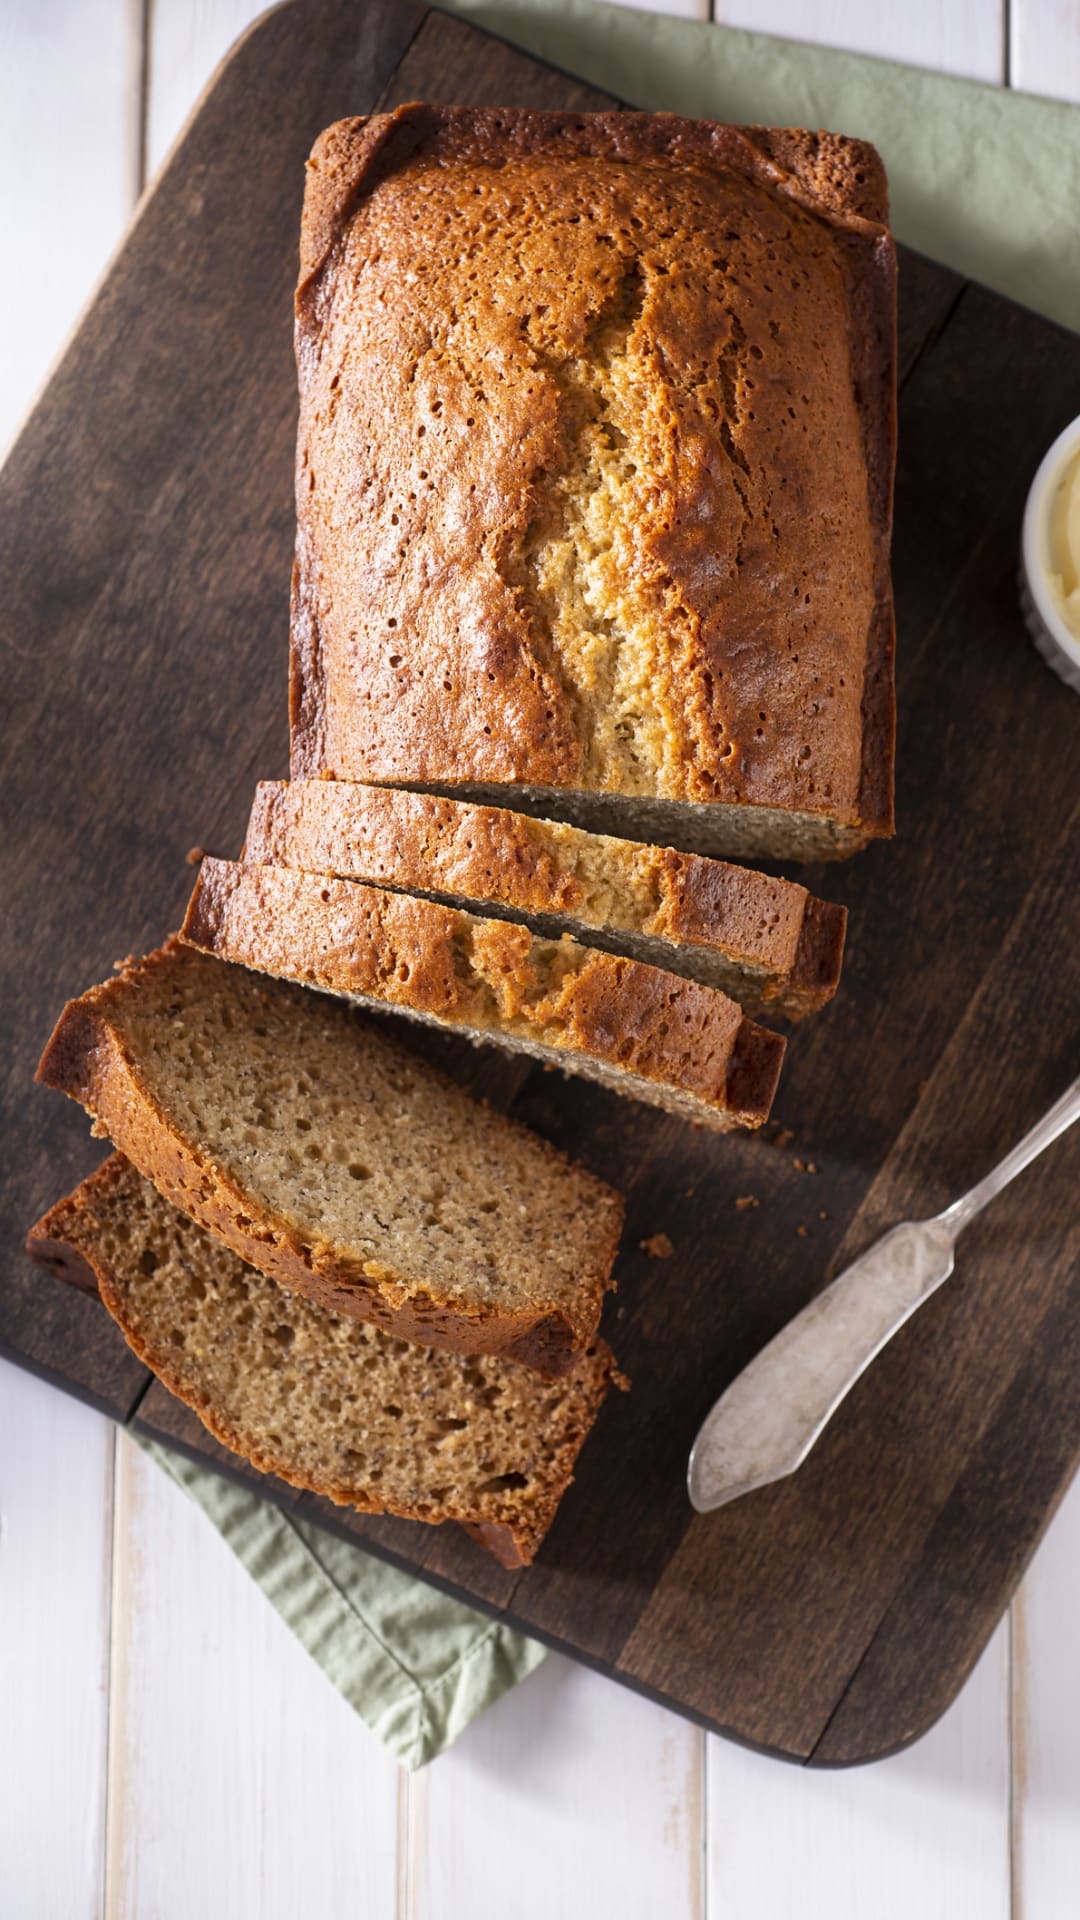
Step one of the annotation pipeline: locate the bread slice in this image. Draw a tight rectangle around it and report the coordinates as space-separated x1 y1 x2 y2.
244 780 846 1021
35 942 623 1375
291 106 896 860
27 1156 619 1567
181 860 786 1132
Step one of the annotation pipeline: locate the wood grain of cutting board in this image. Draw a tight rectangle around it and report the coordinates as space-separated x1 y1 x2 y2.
2 0 1078 1766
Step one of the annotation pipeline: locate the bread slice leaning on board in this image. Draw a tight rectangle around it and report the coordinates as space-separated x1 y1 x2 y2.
181 858 787 1133
35 941 624 1377
243 780 848 1021
27 1155 621 1568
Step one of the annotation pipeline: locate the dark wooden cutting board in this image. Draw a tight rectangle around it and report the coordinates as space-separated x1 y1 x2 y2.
2 0 1078 1767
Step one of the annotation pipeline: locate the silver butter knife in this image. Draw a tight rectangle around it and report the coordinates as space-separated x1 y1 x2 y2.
688 1074 1080 1514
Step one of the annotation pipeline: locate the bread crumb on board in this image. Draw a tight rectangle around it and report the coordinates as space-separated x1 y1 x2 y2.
734 1195 759 1211
186 846 207 866
640 1232 674 1259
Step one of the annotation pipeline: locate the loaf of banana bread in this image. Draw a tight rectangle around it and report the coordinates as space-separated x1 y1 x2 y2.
290 105 896 859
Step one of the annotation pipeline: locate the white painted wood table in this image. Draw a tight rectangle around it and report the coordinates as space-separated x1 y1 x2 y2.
2 3 1078 1913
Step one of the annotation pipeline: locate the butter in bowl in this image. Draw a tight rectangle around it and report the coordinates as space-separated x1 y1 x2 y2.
1020 413 1080 694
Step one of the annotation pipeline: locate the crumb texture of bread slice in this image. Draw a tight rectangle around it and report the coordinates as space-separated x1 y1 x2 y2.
28 1157 619 1566
182 859 786 1131
244 779 846 1018
290 106 895 860
34 942 624 1374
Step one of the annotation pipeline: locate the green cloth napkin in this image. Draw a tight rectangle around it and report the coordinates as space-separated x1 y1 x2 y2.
146 3 1080 1769
139 1440 546 1767
448 0 1080 332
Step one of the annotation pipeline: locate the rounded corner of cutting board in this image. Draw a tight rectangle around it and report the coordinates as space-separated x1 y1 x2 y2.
805 1694 962 1770
140 0 314 182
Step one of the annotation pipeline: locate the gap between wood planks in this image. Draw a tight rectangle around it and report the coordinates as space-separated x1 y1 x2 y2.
102 1431 127 1920
132 0 152 199
1010 1602 1021 1920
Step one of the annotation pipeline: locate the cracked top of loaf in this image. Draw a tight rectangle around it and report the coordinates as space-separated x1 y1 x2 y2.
290 106 896 857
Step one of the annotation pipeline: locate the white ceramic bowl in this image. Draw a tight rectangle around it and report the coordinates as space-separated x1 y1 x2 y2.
1019 414 1080 695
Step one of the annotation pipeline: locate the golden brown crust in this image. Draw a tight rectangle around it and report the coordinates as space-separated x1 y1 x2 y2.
27 1155 618 1566
788 894 850 996
24 1224 102 1297
181 860 785 1129
35 943 623 1375
27 1155 144 1287
247 780 590 917
739 126 889 226
457 1519 532 1571
297 109 891 297
290 106 896 854
243 779 846 1015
